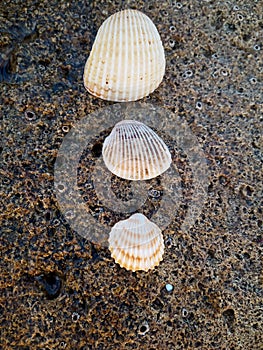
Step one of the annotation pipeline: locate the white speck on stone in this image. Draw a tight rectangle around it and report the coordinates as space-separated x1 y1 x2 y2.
165 283 174 292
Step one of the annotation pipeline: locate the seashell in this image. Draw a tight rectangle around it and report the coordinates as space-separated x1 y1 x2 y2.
108 213 164 272
102 120 172 180
83 9 165 102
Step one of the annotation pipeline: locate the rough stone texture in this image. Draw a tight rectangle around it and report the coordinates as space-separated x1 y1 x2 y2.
0 0 262 349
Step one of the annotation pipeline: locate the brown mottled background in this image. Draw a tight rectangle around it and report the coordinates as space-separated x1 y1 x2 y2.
0 0 262 349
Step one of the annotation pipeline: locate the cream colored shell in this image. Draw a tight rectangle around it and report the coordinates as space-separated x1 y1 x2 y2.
108 213 164 272
102 120 172 180
83 9 165 102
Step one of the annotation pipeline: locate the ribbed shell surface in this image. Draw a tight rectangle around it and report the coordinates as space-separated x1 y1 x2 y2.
83 9 165 102
108 213 164 272
102 120 172 180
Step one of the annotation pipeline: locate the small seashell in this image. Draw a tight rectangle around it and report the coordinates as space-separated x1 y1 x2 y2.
102 120 172 180
83 9 165 102
108 213 164 272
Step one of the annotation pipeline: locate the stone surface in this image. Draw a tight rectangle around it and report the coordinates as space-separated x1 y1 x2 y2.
0 0 262 349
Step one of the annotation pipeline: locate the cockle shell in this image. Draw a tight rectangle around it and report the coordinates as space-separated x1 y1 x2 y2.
83 9 165 102
102 120 172 180
108 213 164 272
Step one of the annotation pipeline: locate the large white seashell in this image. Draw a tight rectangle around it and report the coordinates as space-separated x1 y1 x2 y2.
83 9 165 102
108 213 164 272
102 120 172 180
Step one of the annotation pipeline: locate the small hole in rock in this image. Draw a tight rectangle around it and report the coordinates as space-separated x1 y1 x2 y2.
91 142 102 157
222 308 235 325
25 110 36 121
35 272 62 299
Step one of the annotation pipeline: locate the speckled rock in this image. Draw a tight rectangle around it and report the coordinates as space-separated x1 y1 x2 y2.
0 0 262 349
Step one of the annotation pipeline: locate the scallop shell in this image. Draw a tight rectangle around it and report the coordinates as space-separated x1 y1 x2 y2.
102 120 172 180
83 9 165 102
108 213 164 272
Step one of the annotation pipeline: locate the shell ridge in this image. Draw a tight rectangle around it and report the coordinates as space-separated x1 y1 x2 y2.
135 123 151 179
149 18 163 91
142 123 155 178
105 13 117 100
101 17 113 96
143 14 155 93
128 11 138 101
121 10 129 101
94 20 108 98
139 124 156 177
141 11 151 96
106 130 115 171
97 17 113 96
132 122 145 179
135 11 144 101
106 15 116 101
116 11 124 101
113 123 122 173
104 138 111 169
123 123 131 179
127 12 135 101
129 123 138 179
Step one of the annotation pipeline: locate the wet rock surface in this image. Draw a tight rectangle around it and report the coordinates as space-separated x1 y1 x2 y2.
0 0 262 349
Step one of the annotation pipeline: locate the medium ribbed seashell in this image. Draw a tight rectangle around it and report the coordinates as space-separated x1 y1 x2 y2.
102 120 172 180
83 9 165 102
108 213 164 272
